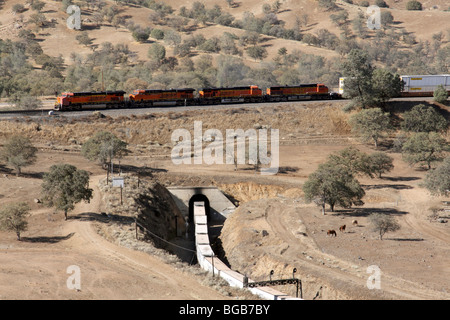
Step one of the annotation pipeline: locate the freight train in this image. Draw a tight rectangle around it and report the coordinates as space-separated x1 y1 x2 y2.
54 83 340 111
54 74 449 111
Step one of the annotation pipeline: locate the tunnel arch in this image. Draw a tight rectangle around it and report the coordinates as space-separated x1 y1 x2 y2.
188 194 210 223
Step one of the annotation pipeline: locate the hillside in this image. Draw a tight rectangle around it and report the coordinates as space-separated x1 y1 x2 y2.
0 0 448 98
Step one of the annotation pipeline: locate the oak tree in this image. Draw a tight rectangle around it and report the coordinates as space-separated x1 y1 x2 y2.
41 164 93 220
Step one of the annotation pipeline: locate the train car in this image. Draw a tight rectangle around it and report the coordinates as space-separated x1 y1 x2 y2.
55 91 126 111
129 88 196 106
340 75 450 98
400 75 450 97
198 85 263 104
266 84 331 101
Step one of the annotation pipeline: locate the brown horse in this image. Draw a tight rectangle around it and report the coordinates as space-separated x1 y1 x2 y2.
327 230 337 237
339 225 346 232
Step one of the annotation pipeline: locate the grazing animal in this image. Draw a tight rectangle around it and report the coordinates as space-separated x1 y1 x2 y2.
327 230 337 237
352 220 358 226
339 225 346 232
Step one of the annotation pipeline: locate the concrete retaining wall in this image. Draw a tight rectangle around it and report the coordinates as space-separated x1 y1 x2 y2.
193 201 300 300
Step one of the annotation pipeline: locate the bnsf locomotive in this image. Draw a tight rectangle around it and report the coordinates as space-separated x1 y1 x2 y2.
54 83 339 111
55 90 126 111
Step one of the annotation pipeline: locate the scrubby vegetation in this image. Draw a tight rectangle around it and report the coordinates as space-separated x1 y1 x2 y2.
0 0 448 103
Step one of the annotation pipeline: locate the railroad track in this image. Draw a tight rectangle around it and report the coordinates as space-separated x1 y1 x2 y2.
0 109 53 117
0 97 436 119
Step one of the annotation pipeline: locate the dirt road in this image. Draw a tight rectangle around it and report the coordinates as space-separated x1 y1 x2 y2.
0 176 229 300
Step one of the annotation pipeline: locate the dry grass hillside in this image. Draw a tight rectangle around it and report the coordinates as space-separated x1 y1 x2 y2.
0 0 448 70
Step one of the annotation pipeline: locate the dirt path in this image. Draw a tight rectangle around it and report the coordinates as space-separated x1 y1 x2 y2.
264 200 450 300
399 188 450 245
0 175 230 300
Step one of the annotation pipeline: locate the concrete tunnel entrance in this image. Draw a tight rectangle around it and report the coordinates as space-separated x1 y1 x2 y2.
188 194 211 223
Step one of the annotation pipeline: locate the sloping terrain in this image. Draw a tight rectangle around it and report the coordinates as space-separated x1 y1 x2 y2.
1 0 448 67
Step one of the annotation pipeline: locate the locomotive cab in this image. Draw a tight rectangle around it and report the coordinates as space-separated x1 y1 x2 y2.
55 92 72 110
317 84 328 93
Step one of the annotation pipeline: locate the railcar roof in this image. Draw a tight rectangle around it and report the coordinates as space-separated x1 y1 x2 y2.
268 84 319 89
200 86 255 91
70 91 126 96
138 88 195 93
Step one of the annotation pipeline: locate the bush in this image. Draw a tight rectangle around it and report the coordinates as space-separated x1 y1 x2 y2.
132 29 150 43
406 0 422 10
359 1 370 7
375 0 389 8
433 85 448 104
422 157 450 196
401 104 448 133
150 28 164 40
17 96 43 111
12 4 25 13
369 213 400 240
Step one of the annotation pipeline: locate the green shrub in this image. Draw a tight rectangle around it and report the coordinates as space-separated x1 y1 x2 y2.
406 0 422 10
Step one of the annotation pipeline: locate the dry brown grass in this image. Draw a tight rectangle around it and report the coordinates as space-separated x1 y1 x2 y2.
0 102 351 148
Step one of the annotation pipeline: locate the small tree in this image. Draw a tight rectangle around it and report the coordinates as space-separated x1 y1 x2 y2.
1 135 38 176
318 0 337 10
327 147 373 177
150 28 164 40
371 69 403 107
401 104 448 133
368 152 394 178
303 162 365 215
81 131 128 168
348 108 392 148
369 213 400 240
31 0 46 12
148 43 166 63
341 49 375 108
76 31 93 47
406 0 422 10
41 164 93 220
433 85 448 104
375 0 389 8
17 96 43 110
422 157 450 196
246 45 268 61
132 29 150 43
12 4 25 13
402 132 449 170
0 202 31 241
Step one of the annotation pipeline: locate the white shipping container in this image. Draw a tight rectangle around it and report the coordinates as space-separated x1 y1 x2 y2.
339 77 345 95
401 75 450 95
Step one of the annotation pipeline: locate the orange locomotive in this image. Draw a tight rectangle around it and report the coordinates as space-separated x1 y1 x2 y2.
129 88 196 106
266 84 331 101
55 91 125 111
54 83 340 111
199 85 263 104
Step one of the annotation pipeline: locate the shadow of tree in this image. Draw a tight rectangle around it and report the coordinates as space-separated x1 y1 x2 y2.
334 207 409 217
387 237 424 241
70 211 135 226
22 232 75 243
362 183 413 190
